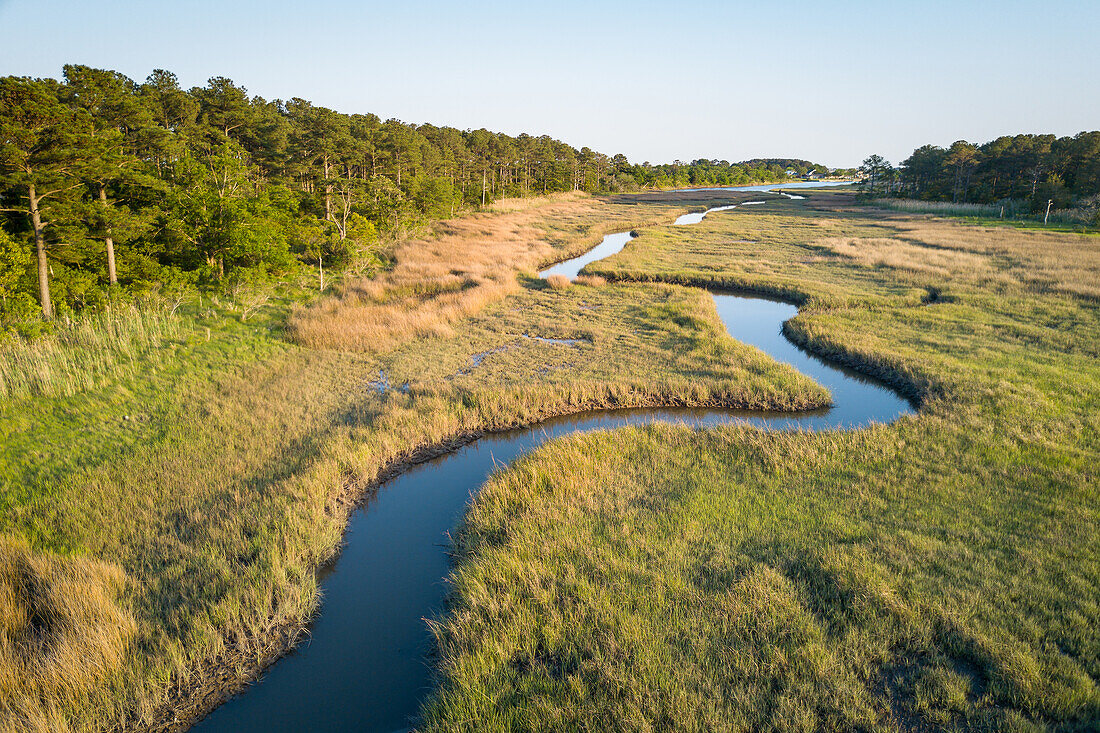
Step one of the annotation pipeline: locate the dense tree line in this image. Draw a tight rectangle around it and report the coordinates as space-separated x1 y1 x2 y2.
619 157 839 189
0 66 642 319
862 132 1100 218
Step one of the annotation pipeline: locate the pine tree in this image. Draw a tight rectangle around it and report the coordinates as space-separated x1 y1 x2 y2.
0 77 91 318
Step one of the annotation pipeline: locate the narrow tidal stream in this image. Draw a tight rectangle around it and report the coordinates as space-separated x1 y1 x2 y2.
194 184 910 732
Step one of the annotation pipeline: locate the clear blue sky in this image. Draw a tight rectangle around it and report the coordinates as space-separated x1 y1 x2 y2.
2 0 1097 168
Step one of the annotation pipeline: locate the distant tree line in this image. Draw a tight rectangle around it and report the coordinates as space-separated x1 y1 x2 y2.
0 66 642 320
859 132 1100 222
619 157 843 189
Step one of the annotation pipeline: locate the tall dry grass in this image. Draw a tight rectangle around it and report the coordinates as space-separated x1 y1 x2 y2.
287 193 595 351
0 304 181 400
287 191 699 352
816 236 994 279
875 197 1100 227
820 218 1100 300
573 274 606 287
0 535 135 732
892 220 1100 299
875 199 1005 218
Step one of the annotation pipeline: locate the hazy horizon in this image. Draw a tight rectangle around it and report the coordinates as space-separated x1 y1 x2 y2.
2 0 1097 168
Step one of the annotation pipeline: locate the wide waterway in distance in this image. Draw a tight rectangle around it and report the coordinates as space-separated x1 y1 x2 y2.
192 181 910 733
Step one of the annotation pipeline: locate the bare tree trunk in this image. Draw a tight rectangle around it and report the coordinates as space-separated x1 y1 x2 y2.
99 185 118 285
29 183 53 319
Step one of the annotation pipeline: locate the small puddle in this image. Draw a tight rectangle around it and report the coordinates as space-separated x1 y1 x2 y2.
450 336 589 378
523 334 588 346
366 370 409 395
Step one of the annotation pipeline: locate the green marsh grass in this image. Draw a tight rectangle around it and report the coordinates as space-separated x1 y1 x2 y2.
423 191 1100 731
0 191 806 732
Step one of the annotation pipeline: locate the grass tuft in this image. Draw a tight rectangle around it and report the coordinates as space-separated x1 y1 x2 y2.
0 535 135 731
573 274 606 287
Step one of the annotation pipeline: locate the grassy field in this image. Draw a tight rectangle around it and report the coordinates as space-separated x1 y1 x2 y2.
422 191 1100 731
0 190 826 732
289 191 693 352
871 198 1099 233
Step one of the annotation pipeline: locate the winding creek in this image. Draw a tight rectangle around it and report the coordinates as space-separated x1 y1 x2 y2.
193 181 912 732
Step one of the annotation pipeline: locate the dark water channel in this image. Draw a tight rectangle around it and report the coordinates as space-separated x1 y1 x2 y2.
193 182 909 733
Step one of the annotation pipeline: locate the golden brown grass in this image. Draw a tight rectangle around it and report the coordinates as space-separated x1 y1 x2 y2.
286 191 733 352
544 274 571 290
813 217 1100 300
1 536 135 732
809 194 1100 299
891 220 1100 299
573 274 606 287
817 236 994 279
288 193 598 351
